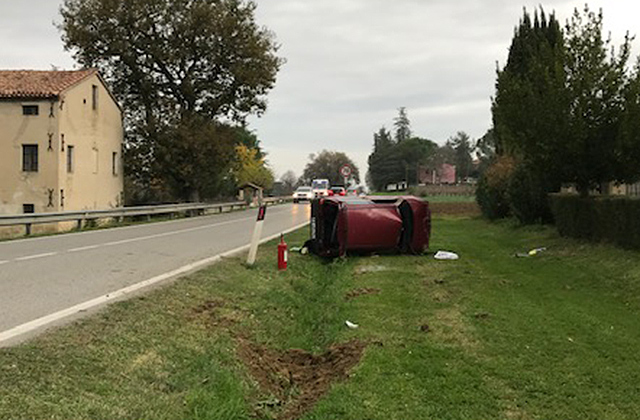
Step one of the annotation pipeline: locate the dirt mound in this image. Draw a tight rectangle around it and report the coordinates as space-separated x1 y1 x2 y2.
429 201 480 216
237 339 367 420
345 288 381 300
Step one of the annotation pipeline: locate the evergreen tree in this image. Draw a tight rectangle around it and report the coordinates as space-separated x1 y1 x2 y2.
616 59 640 184
449 131 475 182
491 7 568 221
564 5 632 195
393 107 412 143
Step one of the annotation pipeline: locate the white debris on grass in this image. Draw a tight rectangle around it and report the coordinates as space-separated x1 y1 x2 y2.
345 320 359 329
434 251 459 260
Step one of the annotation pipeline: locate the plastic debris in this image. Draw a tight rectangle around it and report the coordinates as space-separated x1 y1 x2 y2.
515 247 547 258
434 251 459 260
345 320 359 329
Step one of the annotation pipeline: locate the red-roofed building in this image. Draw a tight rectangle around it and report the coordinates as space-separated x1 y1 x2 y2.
0 69 123 216
419 164 457 185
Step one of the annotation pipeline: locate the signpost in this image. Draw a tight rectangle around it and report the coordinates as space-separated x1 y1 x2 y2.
340 164 352 188
246 205 267 265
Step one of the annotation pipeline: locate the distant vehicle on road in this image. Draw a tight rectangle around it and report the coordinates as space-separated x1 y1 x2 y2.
292 186 313 203
312 179 331 198
329 186 346 196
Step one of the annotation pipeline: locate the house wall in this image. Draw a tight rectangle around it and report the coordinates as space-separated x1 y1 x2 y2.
0 73 124 215
58 74 124 211
0 99 60 214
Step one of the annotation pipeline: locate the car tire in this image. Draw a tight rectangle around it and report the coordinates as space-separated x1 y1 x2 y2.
293 199 298 203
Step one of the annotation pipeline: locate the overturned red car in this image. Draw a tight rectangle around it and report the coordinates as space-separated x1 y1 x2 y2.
308 195 431 257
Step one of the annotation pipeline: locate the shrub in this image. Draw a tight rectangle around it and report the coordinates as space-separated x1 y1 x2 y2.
476 156 515 220
550 194 640 249
507 164 556 224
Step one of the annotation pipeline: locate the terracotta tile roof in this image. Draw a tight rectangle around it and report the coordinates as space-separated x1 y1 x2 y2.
0 69 97 99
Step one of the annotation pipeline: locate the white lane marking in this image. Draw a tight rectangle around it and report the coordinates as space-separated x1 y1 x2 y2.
15 252 57 262
68 245 100 252
100 216 254 247
0 221 309 345
0 261 8 265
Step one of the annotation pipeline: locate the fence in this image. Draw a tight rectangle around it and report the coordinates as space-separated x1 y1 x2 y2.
0 197 291 237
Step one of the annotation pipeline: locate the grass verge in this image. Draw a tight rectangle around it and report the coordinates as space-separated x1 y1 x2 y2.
2 216 640 419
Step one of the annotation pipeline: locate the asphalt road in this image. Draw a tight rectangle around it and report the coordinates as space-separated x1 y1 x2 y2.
0 203 310 345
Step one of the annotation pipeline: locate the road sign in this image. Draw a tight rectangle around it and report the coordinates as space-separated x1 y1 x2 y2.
340 164 352 178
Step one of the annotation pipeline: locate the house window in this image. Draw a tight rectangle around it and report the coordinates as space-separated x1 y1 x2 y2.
67 145 75 173
92 85 98 110
112 152 118 175
23 204 35 214
23 105 39 116
22 144 38 172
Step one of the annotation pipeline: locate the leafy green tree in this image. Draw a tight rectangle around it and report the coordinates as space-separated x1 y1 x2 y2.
424 141 456 173
60 0 283 201
233 144 274 189
368 111 437 191
301 151 360 186
155 115 237 201
279 170 298 193
564 5 632 196
397 137 438 185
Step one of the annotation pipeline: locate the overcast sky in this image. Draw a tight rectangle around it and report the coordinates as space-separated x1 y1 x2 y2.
1 1 638 181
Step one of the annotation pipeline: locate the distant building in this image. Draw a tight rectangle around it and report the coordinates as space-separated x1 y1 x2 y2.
386 181 408 192
419 164 456 185
0 69 123 214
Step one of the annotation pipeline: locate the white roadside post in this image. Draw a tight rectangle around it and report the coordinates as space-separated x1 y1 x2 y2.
246 204 267 265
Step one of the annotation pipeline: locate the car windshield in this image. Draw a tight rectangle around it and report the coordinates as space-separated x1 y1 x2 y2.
296 187 311 192
312 180 329 189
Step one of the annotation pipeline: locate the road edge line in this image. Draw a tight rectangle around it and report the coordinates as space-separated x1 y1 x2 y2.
0 221 309 345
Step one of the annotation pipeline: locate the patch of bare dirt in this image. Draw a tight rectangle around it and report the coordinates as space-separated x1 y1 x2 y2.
345 287 381 301
192 299 226 315
189 298 246 328
430 202 480 216
237 339 367 420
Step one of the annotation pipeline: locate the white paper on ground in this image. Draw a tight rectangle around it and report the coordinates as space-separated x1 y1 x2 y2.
434 251 459 260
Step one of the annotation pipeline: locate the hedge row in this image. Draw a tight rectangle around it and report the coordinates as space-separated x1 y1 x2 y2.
550 194 640 249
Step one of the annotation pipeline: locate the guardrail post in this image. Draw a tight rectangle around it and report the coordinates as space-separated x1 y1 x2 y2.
77 219 82 230
25 223 31 236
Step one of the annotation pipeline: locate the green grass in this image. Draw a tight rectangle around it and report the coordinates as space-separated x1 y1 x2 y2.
2 217 640 419
371 192 475 202
423 194 476 203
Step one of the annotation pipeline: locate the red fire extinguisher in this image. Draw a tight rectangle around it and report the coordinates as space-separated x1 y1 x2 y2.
278 233 288 271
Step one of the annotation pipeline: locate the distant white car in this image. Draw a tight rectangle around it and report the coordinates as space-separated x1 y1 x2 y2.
292 186 313 203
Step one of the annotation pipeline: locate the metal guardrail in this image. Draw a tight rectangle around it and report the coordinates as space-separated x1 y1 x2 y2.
0 196 291 236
